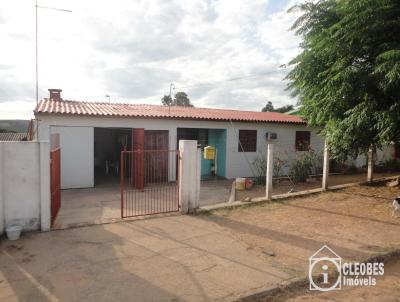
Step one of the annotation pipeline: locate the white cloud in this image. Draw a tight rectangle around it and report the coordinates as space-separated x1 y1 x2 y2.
0 101 35 119
0 0 303 119
258 3 302 63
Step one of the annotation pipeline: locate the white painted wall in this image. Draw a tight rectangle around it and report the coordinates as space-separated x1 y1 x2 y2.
51 126 94 189
227 121 325 177
0 141 50 235
38 114 325 187
347 144 395 168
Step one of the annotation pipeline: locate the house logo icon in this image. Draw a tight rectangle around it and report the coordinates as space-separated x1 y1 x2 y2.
309 245 342 291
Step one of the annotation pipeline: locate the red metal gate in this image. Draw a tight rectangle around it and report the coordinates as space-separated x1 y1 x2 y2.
50 148 61 225
120 150 179 218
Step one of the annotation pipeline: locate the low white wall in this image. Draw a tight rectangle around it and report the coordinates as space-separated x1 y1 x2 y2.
347 144 395 168
0 141 50 235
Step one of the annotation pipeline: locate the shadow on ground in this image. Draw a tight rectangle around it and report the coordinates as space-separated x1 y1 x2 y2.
1 184 399 302
1 214 290 302
0 226 180 302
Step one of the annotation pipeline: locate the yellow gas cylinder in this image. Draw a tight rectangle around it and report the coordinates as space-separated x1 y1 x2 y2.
203 146 216 160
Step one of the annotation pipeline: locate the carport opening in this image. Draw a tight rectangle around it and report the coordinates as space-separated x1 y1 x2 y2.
94 127 131 187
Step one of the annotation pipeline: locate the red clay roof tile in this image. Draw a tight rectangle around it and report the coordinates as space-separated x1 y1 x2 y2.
0 133 28 141
35 99 305 124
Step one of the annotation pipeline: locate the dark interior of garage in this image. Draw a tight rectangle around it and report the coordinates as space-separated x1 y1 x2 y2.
94 127 131 186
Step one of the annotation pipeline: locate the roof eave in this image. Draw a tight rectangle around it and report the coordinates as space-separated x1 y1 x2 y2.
35 111 306 125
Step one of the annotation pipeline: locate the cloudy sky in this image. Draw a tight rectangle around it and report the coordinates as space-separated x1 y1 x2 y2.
0 0 302 119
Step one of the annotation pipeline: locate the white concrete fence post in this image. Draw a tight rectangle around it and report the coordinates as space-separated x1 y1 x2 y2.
196 147 201 207
179 140 201 214
322 140 329 190
265 142 273 200
367 145 374 183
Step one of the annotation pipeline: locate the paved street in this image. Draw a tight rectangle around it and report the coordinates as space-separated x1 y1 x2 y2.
0 215 291 302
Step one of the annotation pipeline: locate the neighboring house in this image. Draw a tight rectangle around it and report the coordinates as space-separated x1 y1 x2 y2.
34 89 394 189
0 132 27 141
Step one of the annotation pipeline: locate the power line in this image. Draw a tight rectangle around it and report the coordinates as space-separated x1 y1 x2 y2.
173 69 285 90
35 1 71 140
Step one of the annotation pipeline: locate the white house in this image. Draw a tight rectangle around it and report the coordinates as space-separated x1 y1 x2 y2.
35 89 394 189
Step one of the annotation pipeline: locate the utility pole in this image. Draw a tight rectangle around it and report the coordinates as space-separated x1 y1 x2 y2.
35 0 38 139
35 1 71 140
169 83 175 114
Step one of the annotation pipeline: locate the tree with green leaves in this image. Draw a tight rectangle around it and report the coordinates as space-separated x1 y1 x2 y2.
286 0 400 159
261 101 274 112
261 101 294 113
274 104 294 113
174 91 193 107
161 95 173 106
161 91 194 107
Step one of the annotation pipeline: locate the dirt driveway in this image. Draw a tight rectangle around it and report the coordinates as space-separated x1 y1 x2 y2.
270 258 400 302
207 184 400 300
211 184 400 271
1 184 399 301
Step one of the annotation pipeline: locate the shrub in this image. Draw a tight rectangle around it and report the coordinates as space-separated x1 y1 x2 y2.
289 154 313 183
252 148 322 185
252 150 288 185
289 149 322 183
252 155 266 185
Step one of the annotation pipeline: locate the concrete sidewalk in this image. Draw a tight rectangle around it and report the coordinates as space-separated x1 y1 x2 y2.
0 215 292 302
55 179 233 229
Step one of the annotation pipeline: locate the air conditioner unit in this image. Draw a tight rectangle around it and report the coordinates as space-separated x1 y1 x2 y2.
266 132 277 140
